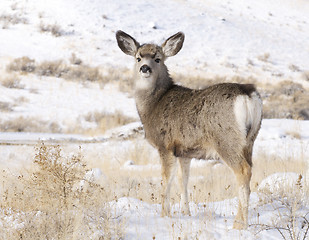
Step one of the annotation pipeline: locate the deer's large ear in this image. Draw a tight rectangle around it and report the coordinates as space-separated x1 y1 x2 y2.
162 32 185 57
116 30 140 56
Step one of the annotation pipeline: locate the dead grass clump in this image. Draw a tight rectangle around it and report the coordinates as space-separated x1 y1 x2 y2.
0 143 125 239
85 110 137 134
0 101 13 112
285 130 302 140
64 65 103 82
7 57 105 82
102 67 133 93
0 116 62 133
1 75 24 89
289 64 301 72
7 56 36 73
257 53 270 62
35 60 68 77
70 53 83 65
0 13 28 29
39 22 64 37
262 81 309 120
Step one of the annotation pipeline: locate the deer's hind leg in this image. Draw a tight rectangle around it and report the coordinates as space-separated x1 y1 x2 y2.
217 144 252 229
232 158 252 229
160 150 178 217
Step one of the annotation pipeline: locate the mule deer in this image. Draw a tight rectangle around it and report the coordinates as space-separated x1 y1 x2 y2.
116 30 262 229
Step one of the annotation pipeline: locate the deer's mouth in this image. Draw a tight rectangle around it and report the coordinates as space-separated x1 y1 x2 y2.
140 72 151 78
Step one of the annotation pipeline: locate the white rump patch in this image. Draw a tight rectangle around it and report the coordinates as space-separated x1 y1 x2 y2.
234 93 262 138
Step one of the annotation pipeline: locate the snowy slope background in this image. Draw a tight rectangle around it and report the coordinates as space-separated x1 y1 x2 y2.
0 0 309 239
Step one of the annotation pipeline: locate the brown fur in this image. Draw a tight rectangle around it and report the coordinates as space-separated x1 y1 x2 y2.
116 30 263 229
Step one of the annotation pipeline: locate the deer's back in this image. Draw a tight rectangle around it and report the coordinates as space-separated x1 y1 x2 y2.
142 83 258 158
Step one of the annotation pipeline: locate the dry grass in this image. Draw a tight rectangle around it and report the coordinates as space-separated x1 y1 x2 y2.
262 81 309 119
0 75 25 89
70 53 83 65
39 22 64 37
0 143 125 239
6 56 36 73
0 111 136 135
84 137 307 207
7 57 105 83
101 67 133 94
0 101 14 112
251 153 306 192
0 116 62 133
0 137 307 239
257 53 271 62
0 13 28 29
84 110 137 135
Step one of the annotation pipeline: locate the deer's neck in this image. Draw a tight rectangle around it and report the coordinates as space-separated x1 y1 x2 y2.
134 73 173 121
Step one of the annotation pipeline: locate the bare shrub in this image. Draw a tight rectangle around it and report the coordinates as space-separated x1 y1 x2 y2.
7 56 36 73
0 143 125 239
35 60 68 77
251 176 309 240
289 64 301 72
0 101 13 112
1 76 24 89
257 53 270 62
65 65 103 82
0 13 28 29
70 53 83 65
39 22 64 37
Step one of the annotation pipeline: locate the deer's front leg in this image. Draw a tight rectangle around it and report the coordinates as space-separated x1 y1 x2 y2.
160 150 177 217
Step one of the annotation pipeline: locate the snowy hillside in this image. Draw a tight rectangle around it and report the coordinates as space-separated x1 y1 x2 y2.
0 0 309 239
0 0 309 83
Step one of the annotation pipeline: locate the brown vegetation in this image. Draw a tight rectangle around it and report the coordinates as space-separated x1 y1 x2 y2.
0 143 124 239
7 57 105 82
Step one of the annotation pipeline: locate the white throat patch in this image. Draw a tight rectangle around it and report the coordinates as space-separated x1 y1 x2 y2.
135 75 153 91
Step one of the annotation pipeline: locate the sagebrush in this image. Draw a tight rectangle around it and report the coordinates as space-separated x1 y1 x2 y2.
0 142 124 240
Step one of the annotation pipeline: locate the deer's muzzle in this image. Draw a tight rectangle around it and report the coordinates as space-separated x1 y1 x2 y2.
140 65 152 74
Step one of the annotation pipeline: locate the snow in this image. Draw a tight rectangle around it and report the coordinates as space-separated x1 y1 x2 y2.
0 0 309 85
258 172 304 194
0 119 308 239
0 0 309 239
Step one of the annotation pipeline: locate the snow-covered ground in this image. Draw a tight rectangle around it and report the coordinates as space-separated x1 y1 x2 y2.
0 0 309 239
0 0 309 85
0 119 308 239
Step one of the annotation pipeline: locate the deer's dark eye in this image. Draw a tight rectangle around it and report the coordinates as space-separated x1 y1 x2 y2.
155 58 161 63
137 57 141 62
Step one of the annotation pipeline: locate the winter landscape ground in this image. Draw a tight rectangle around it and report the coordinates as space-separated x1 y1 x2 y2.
0 0 309 239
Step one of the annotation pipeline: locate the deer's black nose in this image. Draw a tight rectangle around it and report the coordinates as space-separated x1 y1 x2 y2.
140 65 152 73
